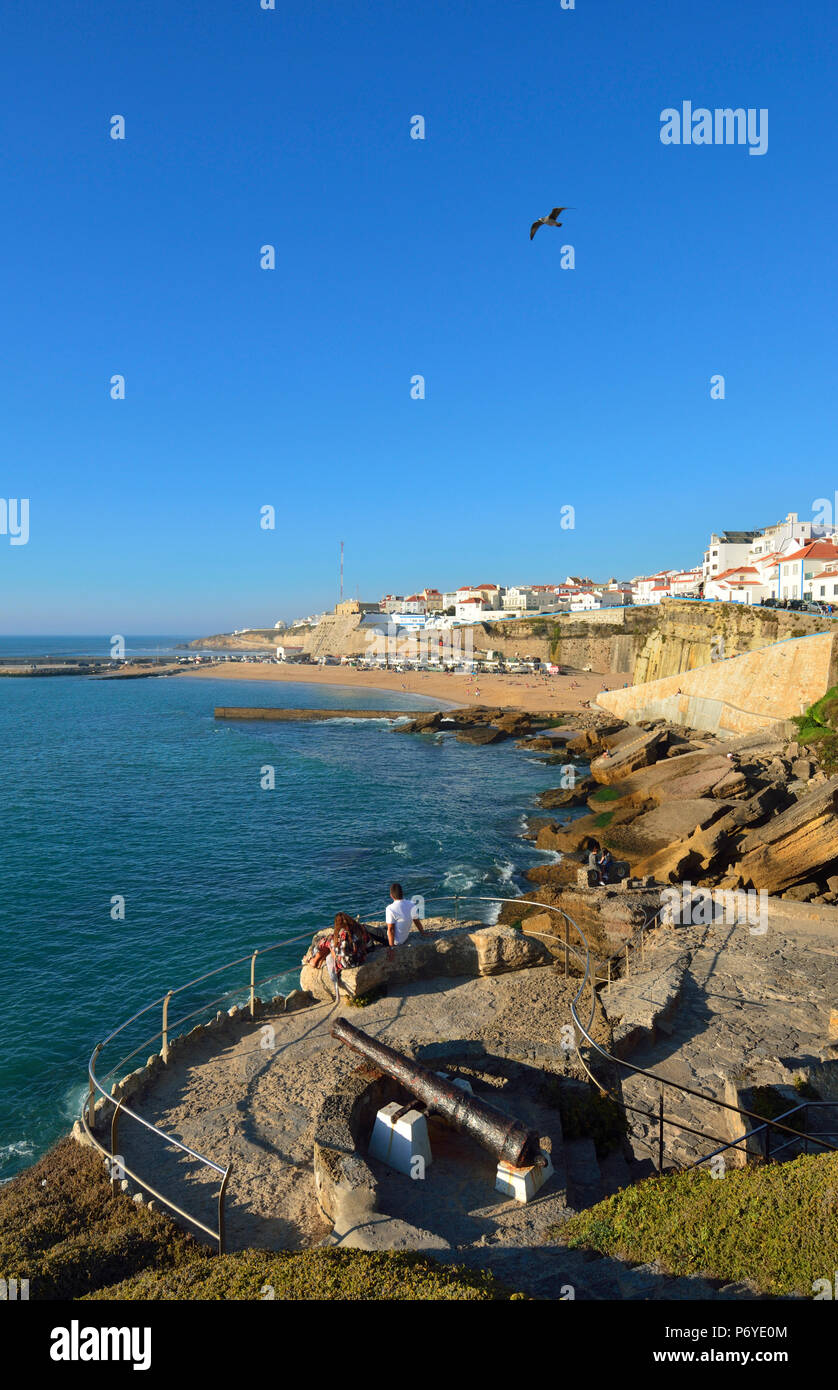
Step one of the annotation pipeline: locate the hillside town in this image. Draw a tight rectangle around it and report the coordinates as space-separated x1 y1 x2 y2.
253 510 838 639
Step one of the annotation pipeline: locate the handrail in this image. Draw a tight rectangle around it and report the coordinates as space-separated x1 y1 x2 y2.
82 889 835 1256
83 923 332 1253
565 892 838 1170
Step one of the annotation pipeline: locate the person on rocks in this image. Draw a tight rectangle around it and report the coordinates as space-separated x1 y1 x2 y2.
596 847 614 885
310 912 372 1002
385 883 425 960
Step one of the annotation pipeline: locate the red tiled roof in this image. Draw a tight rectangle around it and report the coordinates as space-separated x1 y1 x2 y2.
711 565 759 582
781 541 838 562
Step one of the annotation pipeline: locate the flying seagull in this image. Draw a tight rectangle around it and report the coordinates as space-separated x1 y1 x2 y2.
530 206 574 240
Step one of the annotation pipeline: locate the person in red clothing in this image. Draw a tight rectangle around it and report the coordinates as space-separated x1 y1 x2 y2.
310 913 371 1001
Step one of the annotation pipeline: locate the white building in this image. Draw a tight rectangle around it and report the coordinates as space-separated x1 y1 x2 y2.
454 597 491 622
633 572 676 605
503 586 539 611
702 532 763 584
570 586 632 612
776 540 838 601
750 511 836 561
704 565 769 604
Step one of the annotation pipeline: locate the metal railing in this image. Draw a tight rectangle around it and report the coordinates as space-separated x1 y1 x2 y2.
565 892 838 1173
81 890 836 1255
81 925 331 1253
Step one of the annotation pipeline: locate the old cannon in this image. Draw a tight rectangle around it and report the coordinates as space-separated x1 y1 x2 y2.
331 1017 543 1168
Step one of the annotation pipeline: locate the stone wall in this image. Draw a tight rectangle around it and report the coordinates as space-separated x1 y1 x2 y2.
631 601 833 685
597 631 838 736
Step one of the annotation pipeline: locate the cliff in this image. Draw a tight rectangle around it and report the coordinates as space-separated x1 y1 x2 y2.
598 630 838 736
188 601 836 680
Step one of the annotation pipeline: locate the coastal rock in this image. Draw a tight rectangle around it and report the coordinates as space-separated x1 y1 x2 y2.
602 799 730 862
591 730 670 784
525 857 587 889
565 722 624 756
535 775 596 810
284 989 315 1013
736 780 838 892
493 712 534 735
394 712 444 734
455 726 509 745
299 922 555 1001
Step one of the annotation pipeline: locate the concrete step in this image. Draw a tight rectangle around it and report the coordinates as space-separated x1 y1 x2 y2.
564 1137 603 1211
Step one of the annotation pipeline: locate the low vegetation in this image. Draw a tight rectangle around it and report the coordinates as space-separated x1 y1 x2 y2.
540 1078 625 1158
88 1248 521 1301
558 1154 838 1296
793 684 838 771
1 1140 520 1301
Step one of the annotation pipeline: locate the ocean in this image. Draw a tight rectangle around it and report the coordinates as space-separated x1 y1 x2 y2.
0 655 565 1179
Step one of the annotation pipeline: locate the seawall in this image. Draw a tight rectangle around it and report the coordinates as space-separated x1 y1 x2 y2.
596 631 838 736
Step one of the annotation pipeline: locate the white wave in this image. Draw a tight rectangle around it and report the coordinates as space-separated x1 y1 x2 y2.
61 1083 89 1122
442 865 480 892
0 1139 34 1164
392 841 409 856
321 716 395 726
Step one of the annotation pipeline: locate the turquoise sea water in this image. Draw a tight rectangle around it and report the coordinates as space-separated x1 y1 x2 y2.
0 669 565 1179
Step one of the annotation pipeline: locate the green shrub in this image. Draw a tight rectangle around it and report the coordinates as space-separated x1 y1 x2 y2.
2 1140 526 1302
558 1154 838 1296
87 1247 524 1301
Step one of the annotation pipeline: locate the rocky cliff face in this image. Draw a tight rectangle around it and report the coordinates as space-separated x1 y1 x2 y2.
188 601 835 676
632 602 831 684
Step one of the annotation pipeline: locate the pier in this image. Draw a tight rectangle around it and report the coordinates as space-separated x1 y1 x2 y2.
213 707 426 721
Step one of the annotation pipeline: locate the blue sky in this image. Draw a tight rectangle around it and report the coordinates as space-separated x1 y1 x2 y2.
2 0 835 633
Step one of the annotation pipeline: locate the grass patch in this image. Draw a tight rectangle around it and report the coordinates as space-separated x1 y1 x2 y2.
2 1139 524 1301
87 1247 523 1301
593 812 614 828
557 1154 838 1296
0 1139 197 1300
590 787 619 803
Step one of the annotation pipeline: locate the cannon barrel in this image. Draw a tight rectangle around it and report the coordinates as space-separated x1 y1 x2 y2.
331 1017 542 1167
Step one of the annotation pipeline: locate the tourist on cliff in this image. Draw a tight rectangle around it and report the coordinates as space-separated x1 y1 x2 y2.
310 913 371 1002
385 883 426 959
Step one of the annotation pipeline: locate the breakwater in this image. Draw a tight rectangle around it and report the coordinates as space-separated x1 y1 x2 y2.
214 707 427 721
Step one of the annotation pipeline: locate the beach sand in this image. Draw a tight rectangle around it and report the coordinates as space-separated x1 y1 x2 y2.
179 661 621 714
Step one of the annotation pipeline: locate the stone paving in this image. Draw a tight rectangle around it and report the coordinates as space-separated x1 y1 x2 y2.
599 910 838 1168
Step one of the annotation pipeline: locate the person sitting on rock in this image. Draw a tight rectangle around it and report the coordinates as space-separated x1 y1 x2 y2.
596 848 614 885
385 883 425 960
310 913 371 1001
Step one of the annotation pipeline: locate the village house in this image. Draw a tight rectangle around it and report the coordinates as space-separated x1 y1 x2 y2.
776 540 838 602
702 531 762 584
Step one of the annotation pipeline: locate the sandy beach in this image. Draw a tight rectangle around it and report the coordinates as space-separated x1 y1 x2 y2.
179 660 620 714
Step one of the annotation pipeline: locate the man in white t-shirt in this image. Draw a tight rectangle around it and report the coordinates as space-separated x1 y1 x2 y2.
385 882 425 957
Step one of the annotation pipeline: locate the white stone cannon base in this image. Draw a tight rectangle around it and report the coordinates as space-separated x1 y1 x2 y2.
495 1150 554 1203
368 1103 432 1176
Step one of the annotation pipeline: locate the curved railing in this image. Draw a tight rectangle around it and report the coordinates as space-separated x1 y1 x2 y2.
81 889 837 1255
81 925 335 1253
